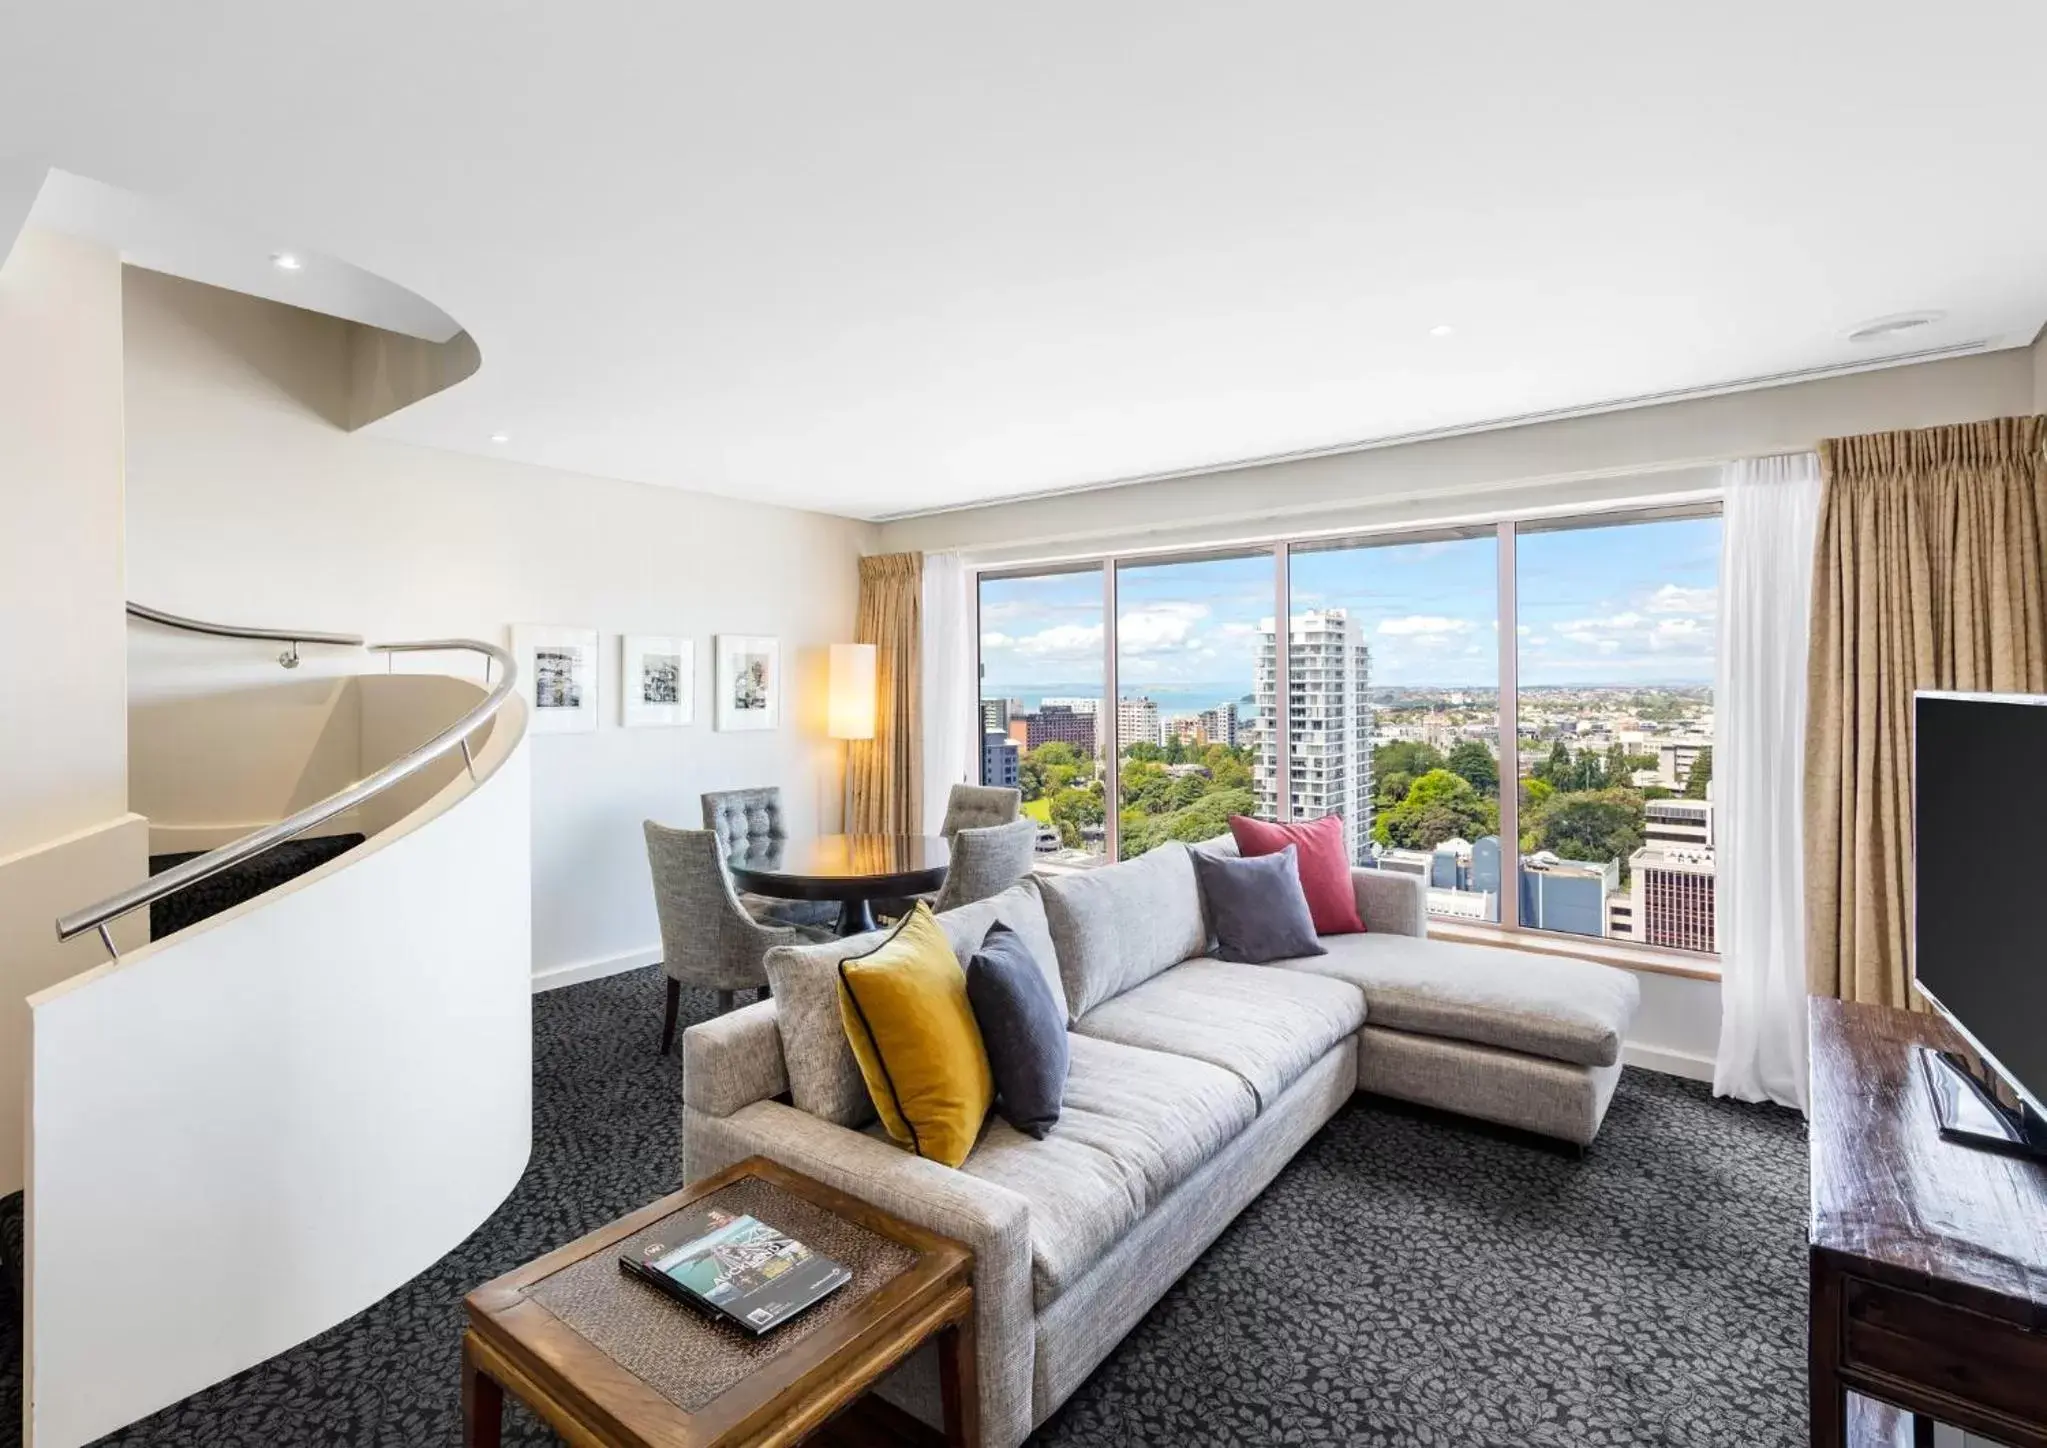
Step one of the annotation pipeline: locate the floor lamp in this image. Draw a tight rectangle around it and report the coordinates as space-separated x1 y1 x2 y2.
829 643 876 831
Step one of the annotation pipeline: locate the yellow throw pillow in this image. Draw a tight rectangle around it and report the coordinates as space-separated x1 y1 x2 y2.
837 904 995 1168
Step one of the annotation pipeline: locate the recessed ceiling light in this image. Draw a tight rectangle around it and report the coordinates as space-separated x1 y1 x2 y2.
1429 324 1455 337
489 432 510 444
270 252 303 272
1844 310 1944 344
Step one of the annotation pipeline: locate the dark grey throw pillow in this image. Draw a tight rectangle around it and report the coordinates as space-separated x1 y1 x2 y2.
964 922 1069 1138
1192 843 1328 965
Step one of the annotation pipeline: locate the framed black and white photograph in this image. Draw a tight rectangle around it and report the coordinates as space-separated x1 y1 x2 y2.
621 634 692 727
511 624 599 734
715 634 780 731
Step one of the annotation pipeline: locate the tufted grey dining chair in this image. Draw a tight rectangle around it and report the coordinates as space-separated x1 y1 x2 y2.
930 818 1039 914
700 786 836 930
643 821 830 1052
939 783 1023 838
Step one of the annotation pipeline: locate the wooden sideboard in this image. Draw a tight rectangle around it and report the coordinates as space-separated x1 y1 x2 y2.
1809 999 2047 1447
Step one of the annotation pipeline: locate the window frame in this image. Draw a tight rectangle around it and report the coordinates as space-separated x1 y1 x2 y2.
971 496 1723 974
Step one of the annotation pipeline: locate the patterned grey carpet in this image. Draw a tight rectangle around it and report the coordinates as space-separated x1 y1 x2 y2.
5 966 1807 1447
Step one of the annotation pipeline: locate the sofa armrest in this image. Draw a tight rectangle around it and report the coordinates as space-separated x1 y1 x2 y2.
681 999 788 1116
1352 867 1427 938
684 1100 1035 1448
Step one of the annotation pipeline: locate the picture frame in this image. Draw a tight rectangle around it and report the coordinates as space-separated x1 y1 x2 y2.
715 634 780 732
512 624 600 734
621 635 693 728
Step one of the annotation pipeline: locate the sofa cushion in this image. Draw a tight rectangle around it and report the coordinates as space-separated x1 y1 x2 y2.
1268 932 1640 1067
1038 843 1208 1021
956 1033 1256 1309
1071 958 1365 1109
966 923 1070 1139
1192 844 1325 965
934 876 1062 1008
1228 813 1366 935
837 905 995 1168
765 877 1058 1129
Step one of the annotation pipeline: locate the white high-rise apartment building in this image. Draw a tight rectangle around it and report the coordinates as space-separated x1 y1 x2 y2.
1252 609 1374 863
1116 696 1162 750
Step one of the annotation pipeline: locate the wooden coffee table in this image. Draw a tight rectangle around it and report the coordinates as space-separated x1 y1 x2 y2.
462 1156 976 1447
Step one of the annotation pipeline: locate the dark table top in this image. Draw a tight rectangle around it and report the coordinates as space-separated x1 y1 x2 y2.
726 833 949 900
1809 998 2047 1320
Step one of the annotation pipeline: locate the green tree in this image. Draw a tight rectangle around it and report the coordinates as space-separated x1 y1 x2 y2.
1048 783 1104 849
1444 740 1499 797
1683 746 1714 799
1376 770 1413 808
1122 740 1165 765
1375 769 1492 851
1164 734 1187 766
1533 789 1645 878
1605 742 1629 788
1374 740 1447 782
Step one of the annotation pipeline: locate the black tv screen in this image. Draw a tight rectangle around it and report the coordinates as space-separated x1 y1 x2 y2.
1914 691 2047 1115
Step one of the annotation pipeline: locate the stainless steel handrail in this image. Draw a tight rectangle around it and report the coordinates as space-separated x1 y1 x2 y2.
57 627 517 956
127 600 365 648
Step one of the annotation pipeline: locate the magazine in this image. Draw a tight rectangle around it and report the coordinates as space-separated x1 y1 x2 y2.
621 1207 852 1335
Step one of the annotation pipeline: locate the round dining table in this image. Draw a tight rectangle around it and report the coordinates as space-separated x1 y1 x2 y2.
726 833 950 937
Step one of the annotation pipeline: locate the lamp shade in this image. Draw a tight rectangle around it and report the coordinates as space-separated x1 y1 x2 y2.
828 643 877 741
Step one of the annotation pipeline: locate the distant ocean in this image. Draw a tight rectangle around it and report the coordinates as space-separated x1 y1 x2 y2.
987 683 1254 718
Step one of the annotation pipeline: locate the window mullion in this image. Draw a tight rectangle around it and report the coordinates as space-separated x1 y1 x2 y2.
1497 521 1521 930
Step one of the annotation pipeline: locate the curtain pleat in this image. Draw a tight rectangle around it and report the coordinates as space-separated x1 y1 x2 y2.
847 552 924 835
1804 416 2047 1009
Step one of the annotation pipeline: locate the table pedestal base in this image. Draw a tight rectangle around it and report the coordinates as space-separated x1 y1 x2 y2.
836 898 877 937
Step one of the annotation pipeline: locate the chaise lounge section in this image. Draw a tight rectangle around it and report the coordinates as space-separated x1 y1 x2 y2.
681 841 1640 1447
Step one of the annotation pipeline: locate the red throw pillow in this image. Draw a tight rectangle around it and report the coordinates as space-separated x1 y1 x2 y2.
1226 814 1365 935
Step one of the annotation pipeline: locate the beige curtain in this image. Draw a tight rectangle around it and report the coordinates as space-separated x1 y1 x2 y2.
847 552 924 835
1804 416 2047 1008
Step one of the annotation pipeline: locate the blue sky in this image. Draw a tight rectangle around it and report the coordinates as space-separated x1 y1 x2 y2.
979 516 1721 694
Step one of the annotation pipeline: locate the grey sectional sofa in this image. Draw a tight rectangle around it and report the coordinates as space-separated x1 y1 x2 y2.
681 840 1640 1448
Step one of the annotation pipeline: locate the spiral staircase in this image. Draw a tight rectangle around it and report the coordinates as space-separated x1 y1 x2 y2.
18 602 535 1448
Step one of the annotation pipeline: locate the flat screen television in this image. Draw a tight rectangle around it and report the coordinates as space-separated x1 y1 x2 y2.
1913 690 2047 1157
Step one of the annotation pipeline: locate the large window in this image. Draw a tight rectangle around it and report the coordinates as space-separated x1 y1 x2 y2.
1114 553 1267 860
972 503 1721 963
1515 514 1720 953
977 566 1108 863
1289 531 1502 921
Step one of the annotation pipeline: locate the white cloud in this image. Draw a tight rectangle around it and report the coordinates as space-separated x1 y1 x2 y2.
1647 583 1717 616
1117 601 1210 654
1379 615 1475 638
979 631 1013 649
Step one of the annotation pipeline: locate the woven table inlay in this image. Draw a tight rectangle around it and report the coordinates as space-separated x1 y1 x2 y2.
525 1177 920 1413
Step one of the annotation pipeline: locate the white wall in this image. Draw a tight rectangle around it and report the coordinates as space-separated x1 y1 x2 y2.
0 819 148 1198
0 227 128 858
27 703 532 1448
121 267 876 984
878 347 2037 562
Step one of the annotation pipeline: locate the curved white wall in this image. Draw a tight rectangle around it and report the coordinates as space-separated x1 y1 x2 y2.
24 700 532 1448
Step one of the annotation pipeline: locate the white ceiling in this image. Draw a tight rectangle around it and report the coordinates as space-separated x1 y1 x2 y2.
6 2 2047 521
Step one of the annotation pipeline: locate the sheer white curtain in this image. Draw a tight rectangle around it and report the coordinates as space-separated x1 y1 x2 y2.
1713 452 1822 1112
919 550 975 835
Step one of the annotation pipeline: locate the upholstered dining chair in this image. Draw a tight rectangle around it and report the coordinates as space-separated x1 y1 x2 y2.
699 786 836 931
643 821 830 1052
939 783 1023 838
930 818 1039 914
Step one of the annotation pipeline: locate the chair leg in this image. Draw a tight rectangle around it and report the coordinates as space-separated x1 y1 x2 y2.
659 977 681 1055
715 989 735 1015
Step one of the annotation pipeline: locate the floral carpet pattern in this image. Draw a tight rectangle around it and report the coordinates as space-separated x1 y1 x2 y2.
2 966 1806 1447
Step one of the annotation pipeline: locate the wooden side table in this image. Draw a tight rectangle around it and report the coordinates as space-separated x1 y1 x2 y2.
463 1156 977 1447
1809 1000 2047 1448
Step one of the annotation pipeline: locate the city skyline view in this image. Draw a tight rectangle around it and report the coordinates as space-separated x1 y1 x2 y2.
980 513 1722 955
977 517 1721 698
